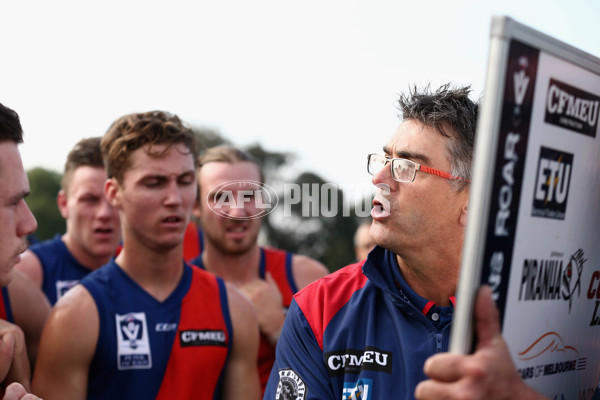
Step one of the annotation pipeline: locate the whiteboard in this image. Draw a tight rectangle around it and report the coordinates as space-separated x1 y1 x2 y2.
450 15 600 399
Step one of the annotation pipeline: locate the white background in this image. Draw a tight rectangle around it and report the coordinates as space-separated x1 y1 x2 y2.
2 0 600 190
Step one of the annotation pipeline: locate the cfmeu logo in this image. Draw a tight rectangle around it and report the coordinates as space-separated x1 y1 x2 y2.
207 180 278 220
545 78 599 137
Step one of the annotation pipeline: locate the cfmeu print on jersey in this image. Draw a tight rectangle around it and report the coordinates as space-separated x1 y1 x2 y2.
116 312 152 369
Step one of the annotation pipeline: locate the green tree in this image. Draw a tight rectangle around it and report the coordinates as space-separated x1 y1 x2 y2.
26 167 64 241
192 126 230 150
263 171 361 271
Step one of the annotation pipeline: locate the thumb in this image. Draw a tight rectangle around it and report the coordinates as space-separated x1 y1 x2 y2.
0 333 15 381
474 285 502 349
1 332 15 354
3 382 27 400
265 272 278 289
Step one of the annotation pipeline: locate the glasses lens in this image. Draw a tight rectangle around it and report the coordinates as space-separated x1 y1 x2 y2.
391 159 416 182
368 154 385 175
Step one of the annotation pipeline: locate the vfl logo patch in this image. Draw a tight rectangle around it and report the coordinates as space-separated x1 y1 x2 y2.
179 330 227 347
531 146 573 220
545 78 599 137
343 378 372 400
275 369 306 400
116 312 152 370
325 347 392 377
55 280 78 301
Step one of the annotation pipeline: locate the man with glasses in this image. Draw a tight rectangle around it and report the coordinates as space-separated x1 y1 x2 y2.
264 84 549 399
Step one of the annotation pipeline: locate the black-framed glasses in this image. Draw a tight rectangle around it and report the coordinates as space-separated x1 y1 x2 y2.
367 153 469 183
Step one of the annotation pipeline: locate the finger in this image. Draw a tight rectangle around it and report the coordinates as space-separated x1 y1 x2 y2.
265 272 278 288
414 378 454 400
22 395 43 400
422 353 465 382
3 382 27 400
0 333 15 381
474 285 501 348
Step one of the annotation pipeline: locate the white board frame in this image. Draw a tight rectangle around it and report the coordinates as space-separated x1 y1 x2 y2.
451 15 600 398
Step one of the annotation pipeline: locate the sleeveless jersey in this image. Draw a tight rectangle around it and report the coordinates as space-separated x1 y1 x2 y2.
28 235 91 305
191 246 296 392
80 260 233 399
182 222 203 262
0 287 13 322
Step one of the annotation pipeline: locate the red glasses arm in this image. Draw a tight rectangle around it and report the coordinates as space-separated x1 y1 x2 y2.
419 165 470 182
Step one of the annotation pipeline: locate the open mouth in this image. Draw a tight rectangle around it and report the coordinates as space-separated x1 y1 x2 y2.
225 223 248 238
371 198 391 219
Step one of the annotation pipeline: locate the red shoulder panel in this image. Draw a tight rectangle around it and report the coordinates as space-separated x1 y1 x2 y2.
295 261 367 350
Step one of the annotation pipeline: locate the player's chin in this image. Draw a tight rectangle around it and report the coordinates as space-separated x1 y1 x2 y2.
0 269 13 288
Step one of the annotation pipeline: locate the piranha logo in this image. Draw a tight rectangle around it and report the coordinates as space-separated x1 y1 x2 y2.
519 248 586 313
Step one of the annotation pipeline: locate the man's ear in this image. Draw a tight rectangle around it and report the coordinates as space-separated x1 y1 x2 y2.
459 198 469 227
105 178 121 208
192 197 202 219
57 189 68 219
192 181 202 219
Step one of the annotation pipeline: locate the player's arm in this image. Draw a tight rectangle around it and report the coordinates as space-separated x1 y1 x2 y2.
221 283 260 400
7 270 50 368
264 299 333 399
291 255 329 290
13 253 42 291
32 285 98 400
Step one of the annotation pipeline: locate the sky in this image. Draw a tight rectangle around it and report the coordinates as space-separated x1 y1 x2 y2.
3 0 600 196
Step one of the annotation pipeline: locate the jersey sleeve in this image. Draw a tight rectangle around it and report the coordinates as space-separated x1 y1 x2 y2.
263 299 332 400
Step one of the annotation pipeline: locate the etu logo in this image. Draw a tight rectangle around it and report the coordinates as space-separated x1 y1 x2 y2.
532 146 573 220
342 378 372 400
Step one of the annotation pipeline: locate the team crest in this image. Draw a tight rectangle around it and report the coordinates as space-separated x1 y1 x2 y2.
55 280 78 301
275 369 307 400
116 312 152 370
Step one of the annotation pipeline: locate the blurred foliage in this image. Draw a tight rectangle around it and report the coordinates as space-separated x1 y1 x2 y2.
193 126 230 150
26 167 64 241
263 172 362 270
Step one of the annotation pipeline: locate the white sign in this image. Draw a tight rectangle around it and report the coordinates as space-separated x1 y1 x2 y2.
451 16 600 400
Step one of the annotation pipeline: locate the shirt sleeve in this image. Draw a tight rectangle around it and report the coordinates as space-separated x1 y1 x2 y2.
263 299 333 399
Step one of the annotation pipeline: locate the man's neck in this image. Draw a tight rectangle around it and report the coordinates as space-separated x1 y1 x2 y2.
395 251 460 307
201 244 261 286
61 233 111 271
116 239 185 302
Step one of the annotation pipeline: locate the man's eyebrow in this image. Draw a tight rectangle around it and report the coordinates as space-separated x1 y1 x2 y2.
143 174 168 182
8 190 30 204
142 170 195 180
382 146 430 164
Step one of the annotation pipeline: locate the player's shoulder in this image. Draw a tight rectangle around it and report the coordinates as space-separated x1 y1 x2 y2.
290 253 329 288
48 284 98 333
